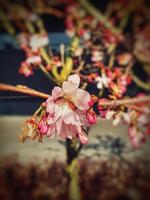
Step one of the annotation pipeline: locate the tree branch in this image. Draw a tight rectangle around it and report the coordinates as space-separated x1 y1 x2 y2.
0 83 50 99
0 83 150 107
99 96 150 106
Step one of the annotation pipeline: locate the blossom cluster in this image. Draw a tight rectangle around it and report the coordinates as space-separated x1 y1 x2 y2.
20 74 97 144
18 33 49 77
98 97 150 148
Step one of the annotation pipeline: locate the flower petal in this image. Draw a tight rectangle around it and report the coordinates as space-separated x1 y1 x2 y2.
112 115 120 126
56 118 63 135
47 125 56 138
59 122 70 139
97 81 103 89
52 87 63 100
106 110 116 120
47 114 54 125
62 81 78 93
122 113 130 123
68 74 80 87
62 106 80 125
53 104 62 122
38 117 48 135
78 129 88 144
72 89 91 110
46 97 54 114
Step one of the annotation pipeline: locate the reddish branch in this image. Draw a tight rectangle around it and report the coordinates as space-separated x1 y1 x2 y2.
98 96 150 106
0 83 49 99
0 83 150 107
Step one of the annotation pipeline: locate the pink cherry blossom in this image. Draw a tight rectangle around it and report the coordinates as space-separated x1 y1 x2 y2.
38 74 93 144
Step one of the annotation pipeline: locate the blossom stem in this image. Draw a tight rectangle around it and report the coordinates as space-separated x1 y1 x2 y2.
119 10 130 30
35 18 45 33
40 47 51 63
25 21 35 34
18 18 60 85
33 105 43 116
108 52 115 68
0 9 16 35
40 48 61 85
60 36 80 82
39 64 56 83
0 83 49 99
24 13 61 85
98 87 104 97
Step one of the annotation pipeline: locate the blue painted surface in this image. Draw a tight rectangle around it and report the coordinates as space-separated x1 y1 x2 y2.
0 33 70 50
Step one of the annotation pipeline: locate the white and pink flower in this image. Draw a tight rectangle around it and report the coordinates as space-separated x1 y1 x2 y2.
38 74 94 144
95 73 111 89
105 110 130 126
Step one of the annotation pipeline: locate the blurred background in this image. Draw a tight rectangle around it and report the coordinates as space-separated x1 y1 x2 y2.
0 0 150 200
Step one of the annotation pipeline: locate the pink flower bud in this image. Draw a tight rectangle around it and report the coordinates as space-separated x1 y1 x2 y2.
146 124 150 135
88 99 94 107
38 116 48 135
86 109 97 124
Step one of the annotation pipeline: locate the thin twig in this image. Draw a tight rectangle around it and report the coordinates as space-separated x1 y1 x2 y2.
126 105 150 114
39 64 56 83
99 96 150 106
0 83 50 99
